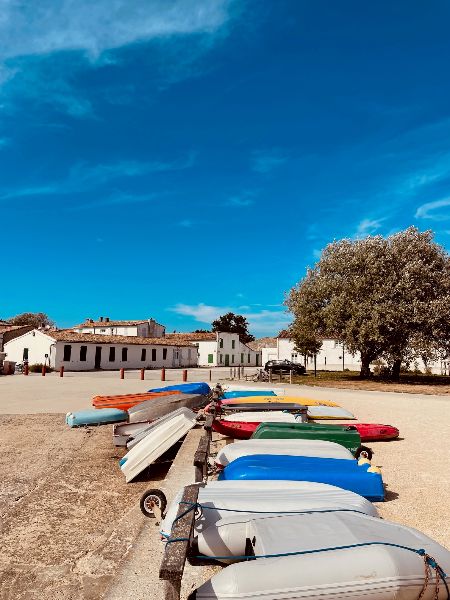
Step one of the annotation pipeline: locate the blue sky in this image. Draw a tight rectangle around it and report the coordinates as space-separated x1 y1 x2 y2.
2 1 450 336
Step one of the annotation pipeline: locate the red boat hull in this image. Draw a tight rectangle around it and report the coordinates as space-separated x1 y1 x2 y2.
213 420 399 442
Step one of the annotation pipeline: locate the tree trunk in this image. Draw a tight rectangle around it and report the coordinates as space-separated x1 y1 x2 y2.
391 359 401 382
359 355 372 379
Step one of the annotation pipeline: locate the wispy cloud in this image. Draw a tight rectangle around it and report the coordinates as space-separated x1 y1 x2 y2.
170 302 291 336
252 149 287 173
354 217 385 238
0 137 10 148
226 191 257 207
0 154 194 201
0 1 234 61
69 191 160 211
415 197 450 221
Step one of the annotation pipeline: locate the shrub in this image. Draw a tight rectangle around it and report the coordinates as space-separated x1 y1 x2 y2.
29 363 53 373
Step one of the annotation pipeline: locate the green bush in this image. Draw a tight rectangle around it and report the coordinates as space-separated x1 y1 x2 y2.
28 363 53 373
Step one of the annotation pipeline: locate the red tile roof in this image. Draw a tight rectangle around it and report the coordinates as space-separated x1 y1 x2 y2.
47 331 195 347
165 332 217 342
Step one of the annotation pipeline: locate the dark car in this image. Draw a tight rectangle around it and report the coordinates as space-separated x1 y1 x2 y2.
264 359 306 375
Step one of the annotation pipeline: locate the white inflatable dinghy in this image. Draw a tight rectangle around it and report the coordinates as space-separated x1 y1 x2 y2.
215 438 355 467
192 512 450 598
222 407 355 424
160 480 378 538
119 408 197 482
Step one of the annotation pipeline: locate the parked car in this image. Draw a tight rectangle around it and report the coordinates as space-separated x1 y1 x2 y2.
264 359 306 375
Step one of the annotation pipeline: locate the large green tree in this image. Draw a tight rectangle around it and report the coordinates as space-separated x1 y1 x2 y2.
286 228 450 379
212 312 255 344
9 312 55 329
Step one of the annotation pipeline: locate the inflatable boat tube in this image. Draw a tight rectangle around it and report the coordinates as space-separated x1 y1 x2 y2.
218 454 385 501
160 480 379 538
192 512 450 599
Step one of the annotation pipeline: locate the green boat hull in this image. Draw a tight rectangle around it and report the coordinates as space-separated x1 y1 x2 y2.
250 422 361 454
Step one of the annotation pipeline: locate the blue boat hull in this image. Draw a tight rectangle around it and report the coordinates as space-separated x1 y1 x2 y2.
218 454 384 502
148 382 210 395
66 408 127 427
222 390 276 399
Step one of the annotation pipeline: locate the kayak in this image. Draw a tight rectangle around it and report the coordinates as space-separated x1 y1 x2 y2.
251 422 361 453
192 512 450 599
217 402 309 414
349 423 399 441
221 390 277 399
160 480 379 538
66 408 127 427
119 408 197 482
92 390 180 411
218 454 384 501
148 381 210 395
213 419 264 439
215 439 356 468
219 395 339 407
127 393 207 424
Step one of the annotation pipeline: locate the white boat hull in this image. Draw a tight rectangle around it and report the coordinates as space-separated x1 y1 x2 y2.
215 439 355 467
120 408 197 482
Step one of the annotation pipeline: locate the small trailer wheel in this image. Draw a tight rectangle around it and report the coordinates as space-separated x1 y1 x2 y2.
140 489 167 518
355 445 373 461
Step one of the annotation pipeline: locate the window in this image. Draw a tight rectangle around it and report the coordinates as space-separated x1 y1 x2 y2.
163 348 167 360
63 345 72 361
80 346 87 361
188 349 191 361
241 353 244 363
231 340 235 349
109 347 115 362
219 338 223 348
141 349 146 361
231 355 234 363
248 354 250 363
152 349 157 361
23 348 29 360
208 354 214 364
100 329 106 333
122 347 128 361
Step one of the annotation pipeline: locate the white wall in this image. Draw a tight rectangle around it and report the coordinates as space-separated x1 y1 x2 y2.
74 320 165 338
3 330 56 366
261 347 277 366
277 337 361 371
195 339 218 366
216 332 261 367
5 330 197 371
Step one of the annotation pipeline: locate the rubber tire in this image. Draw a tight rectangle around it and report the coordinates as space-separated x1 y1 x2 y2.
140 489 167 518
354 445 373 461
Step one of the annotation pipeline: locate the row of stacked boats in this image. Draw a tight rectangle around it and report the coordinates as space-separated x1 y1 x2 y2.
159 385 450 600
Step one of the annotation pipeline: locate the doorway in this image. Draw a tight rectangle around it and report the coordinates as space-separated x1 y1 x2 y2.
225 354 230 366
95 346 102 369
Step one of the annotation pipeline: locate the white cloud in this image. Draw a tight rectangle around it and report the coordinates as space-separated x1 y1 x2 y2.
170 303 291 336
354 218 385 238
0 1 234 61
0 154 194 200
415 197 450 221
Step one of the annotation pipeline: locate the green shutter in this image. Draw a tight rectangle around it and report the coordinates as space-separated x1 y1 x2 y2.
208 354 213 364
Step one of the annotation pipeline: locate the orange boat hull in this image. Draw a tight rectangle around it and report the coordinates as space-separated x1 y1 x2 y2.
92 390 180 411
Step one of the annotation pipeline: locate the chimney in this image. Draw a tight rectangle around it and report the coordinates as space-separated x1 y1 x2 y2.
99 316 103 322
85 318 91 323
105 317 110 323
90 319 94 323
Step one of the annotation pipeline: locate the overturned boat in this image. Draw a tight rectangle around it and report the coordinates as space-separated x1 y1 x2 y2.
92 390 180 411
160 479 379 538
120 408 197 482
66 407 127 427
218 454 384 501
191 511 450 600
148 382 210 395
127 393 207 423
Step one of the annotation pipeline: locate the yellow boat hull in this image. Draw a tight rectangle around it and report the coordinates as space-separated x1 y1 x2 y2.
221 395 340 408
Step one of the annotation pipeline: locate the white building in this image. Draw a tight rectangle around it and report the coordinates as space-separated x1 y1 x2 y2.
276 331 362 371
248 337 277 366
4 329 197 371
72 317 165 338
165 332 261 367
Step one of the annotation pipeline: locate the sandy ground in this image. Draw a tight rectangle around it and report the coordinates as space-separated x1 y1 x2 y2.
0 414 167 600
0 373 449 599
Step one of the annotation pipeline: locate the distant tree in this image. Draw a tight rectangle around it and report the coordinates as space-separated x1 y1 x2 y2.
212 312 255 344
9 312 55 329
286 227 450 380
193 329 211 333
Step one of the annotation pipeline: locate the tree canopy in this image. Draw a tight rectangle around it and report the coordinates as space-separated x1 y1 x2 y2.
212 312 255 344
8 312 55 329
286 227 450 379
